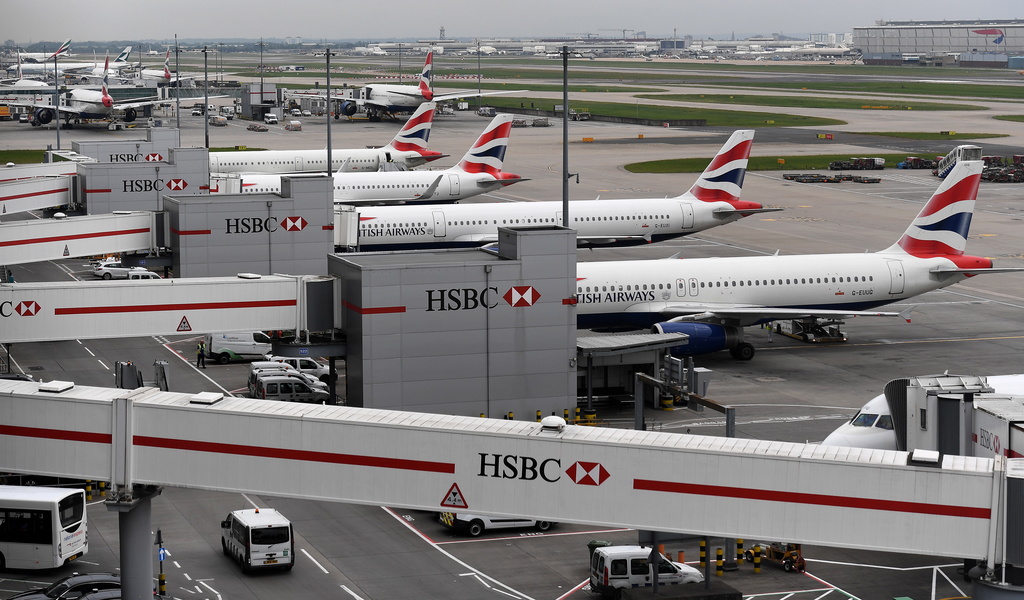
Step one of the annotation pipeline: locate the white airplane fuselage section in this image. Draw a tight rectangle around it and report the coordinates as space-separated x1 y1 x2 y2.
210 148 431 175
227 171 502 204
348 198 739 250
574 252 959 329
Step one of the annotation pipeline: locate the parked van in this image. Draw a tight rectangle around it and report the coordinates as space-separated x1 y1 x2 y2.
220 508 294 572
264 355 331 383
205 331 274 364
127 270 161 280
589 545 703 598
439 512 554 537
264 113 279 124
253 375 331 404
247 362 327 398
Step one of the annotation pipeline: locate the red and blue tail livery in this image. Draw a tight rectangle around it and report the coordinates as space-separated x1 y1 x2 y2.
418 51 434 101
684 130 753 207
457 113 517 181
387 102 441 160
885 159 981 259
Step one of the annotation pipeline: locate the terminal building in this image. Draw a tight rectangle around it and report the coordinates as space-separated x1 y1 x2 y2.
853 20 1024 67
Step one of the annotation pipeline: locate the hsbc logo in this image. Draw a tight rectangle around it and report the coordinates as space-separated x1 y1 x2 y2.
477 454 610 486
0 300 41 317
281 216 307 231
426 285 542 312
166 179 188 191
504 286 541 307
145 153 164 162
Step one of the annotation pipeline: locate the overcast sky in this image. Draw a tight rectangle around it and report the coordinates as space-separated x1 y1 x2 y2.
7 0 1024 44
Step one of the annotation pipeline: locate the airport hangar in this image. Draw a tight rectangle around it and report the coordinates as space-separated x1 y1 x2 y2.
853 19 1024 67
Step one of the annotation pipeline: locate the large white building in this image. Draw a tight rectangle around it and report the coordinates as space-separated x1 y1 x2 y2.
853 20 1024 66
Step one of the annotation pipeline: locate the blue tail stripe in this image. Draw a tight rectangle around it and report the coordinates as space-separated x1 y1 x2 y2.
403 129 429 142
702 169 746 187
915 212 972 237
471 146 507 162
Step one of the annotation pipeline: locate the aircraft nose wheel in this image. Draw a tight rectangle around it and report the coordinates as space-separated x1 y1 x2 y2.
729 342 755 361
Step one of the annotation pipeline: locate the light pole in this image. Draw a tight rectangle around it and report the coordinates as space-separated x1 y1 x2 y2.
476 40 482 110
217 42 224 84
202 46 209 149
397 43 402 83
325 45 333 177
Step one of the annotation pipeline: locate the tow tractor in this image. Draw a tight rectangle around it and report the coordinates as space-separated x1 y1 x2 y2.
745 542 806 572
775 318 847 343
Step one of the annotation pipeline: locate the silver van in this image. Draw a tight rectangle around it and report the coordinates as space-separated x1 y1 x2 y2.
253 375 331 404
247 363 327 398
127 270 161 280
264 355 331 384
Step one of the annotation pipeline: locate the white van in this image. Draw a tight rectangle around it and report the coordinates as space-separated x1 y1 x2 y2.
264 113 279 124
247 363 327 398
205 331 274 364
264 355 331 383
253 375 331 404
221 508 294 572
589 545 703 597
439 512 554 537
127 270 161 280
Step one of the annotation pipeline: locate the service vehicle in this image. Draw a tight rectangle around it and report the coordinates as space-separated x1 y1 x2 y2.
589 545 703 598
220 105 235 120
92 262 146 280
221 508 294 572
0 485 88 569
284 120 301 131
208 115 228 127
301 109 311 117
252 375 331 403
18 113 29 123
6 573 120 599
264 355 331 383
205 331 274 364
290 108 301 117
744 541 806 572
191 108 203 116
246 123 268 132
263 113 278 124
439 512 554 537
247 363 327 398
127 270 162 280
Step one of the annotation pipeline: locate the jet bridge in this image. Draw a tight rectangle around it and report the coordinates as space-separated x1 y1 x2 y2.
0 211 157 265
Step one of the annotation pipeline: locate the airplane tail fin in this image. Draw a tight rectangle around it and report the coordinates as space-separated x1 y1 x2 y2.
48 39 72 60
455 113 518 180
114 46 132 64
881 160 982 258
418 51 434 101
384 101 444 161
163 50 171 81
680 130 755 209
101 56 113 108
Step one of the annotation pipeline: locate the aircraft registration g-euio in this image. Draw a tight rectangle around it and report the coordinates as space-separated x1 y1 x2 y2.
575 160 1024 360
343 130 779 249
209 102 446 175
212 113 524 204
7 57 167 126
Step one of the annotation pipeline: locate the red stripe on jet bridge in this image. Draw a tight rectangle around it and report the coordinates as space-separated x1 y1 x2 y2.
170 227 212 235
0 424 112 445
322 225 334 230
0 227 150 248
341 299 406 314
0 187 70 202
84 189 113 194
133 435 455 474
634 479 990 519
54 299 296 316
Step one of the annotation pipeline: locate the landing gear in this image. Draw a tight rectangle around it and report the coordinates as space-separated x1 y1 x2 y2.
729 342 755 361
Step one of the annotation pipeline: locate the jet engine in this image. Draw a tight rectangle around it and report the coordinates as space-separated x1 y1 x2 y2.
339 100 358 116
123 107 137 122
33 108 54 124
651 322 754 360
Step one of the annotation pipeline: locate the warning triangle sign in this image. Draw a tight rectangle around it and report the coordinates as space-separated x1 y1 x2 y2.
63 245 70 257
176 316 192 332
440 483 469 509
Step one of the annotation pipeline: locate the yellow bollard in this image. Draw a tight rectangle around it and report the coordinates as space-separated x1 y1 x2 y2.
507 411 514 421
716 547 724 576
159 572 166 595
85 480 93 502
699 540 706 568
737 538 744 564
536 410 542 422
564 408 570 422
754 545 762 574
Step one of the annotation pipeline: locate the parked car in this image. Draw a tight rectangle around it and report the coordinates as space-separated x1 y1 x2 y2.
264 355 331 383
18 113 29 123
6 573 121 600
590 545 702 598
92 262 146 280
191 108 203 116
301 109 311 117
247 123 268 132
439 512 554 537
127 270 162 280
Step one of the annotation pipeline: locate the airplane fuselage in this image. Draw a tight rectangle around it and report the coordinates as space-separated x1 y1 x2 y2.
344 198 744 250
219 170 508 204
574 252 965 329
210 148 432 175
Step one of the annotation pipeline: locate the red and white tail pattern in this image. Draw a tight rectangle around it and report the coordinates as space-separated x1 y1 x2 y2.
682 130 754 208
456 114 515 177
883 160 982 258
163 50 171 81
101 56 113 108
418 51 433 101
386 102 437 157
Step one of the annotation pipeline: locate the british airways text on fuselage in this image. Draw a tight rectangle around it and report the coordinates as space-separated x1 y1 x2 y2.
361 226 428 238
575 290 657 305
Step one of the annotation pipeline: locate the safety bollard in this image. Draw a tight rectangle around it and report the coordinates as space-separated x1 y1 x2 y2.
699 540 706 568
480 413 485 418
657 543 665 558
507 411 514 420
564 408 570 422
716 547 724 576
677 550 685 563
159 572 166 595
753 545 761 574
536 410 542 422
574 407 581 424
85 480 93 502
737 538 744 564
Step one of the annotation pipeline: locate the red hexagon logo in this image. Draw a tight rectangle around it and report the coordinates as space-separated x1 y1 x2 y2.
15 301 41 316
281 216 308 232
145 153 164 162
565 461 610 486
503 285 541 307
166 179 188 191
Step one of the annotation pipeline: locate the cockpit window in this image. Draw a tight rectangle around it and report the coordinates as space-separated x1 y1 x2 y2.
876 415 894 430
851 413 878 427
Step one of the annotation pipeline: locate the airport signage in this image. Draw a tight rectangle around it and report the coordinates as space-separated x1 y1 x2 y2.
120 178 188 193
425 285 541 312
107 153 166 163
224 216 308 235
477 454 610 486
0 300 41 317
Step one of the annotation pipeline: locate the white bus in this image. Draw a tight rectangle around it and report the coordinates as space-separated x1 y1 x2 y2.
0 485 88 569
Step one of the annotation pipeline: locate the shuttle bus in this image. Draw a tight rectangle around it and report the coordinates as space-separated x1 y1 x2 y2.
0 485 88 569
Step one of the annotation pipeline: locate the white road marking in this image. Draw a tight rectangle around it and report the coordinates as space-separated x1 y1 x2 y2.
301 548 329 573
340 585 365 599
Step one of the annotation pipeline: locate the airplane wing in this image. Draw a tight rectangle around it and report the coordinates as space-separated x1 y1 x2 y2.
433 90 526 102
578 236 649 245
4 99 89 116
453 233 499 244
416 175 444 200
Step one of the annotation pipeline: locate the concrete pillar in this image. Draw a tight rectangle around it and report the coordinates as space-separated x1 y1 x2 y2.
107 487 161 600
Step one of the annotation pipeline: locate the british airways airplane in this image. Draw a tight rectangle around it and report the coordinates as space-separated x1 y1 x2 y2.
209 102 446 175
575 160 1024 360
339 130 779 250
212 113 524 204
